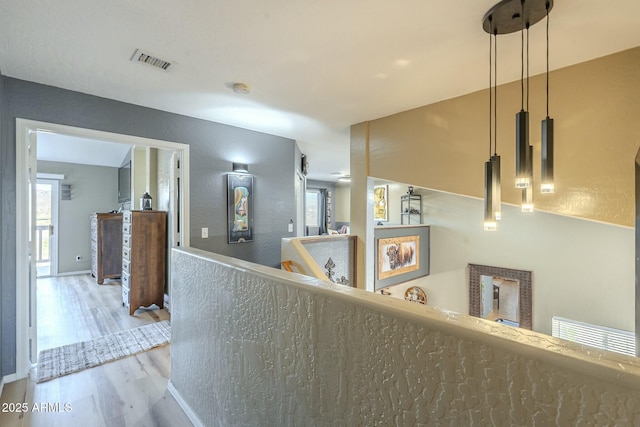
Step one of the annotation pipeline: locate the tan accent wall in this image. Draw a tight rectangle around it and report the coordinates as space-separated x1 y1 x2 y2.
363 47 640 227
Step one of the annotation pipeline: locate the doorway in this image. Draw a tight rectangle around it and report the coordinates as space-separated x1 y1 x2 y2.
15 119 191 378
35 179 59 278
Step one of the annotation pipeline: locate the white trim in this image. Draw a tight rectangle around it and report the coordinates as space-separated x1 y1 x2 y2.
56 270 91 277
15 118 191 380
15 119 31 378
0 373 18 398
168 381 204 427
36 173 64 180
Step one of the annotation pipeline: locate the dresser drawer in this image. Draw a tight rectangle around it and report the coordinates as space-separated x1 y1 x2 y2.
122 233 131 248
121 271 130 290
122 259 130 275
123 223 131 235
122 246 130 261
123 211 132 223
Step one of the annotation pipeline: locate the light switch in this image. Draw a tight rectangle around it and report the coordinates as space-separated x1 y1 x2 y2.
201 227 208 238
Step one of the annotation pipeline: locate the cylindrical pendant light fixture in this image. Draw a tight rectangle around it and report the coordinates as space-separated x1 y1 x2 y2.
541 118 554 192
515 110 530 188
484 160 497 231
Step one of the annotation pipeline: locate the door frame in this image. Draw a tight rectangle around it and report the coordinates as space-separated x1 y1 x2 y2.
15 118 191 378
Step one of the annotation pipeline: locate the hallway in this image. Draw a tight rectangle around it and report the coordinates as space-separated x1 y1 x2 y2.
0 275 189 427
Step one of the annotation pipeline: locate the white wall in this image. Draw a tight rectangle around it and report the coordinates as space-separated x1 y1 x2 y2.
377 185 634 335
170 247 640 426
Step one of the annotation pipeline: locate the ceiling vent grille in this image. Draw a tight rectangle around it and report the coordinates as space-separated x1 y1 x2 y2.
130 49 174 72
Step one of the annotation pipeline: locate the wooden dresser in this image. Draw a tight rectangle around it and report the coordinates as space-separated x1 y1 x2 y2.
122 210 167 315
90 213 123 284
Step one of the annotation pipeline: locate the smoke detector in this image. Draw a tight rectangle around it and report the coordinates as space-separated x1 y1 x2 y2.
232 83 250 94
130 49 174 72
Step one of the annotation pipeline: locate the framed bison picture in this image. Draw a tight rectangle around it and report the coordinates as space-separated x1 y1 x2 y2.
374 225 430 290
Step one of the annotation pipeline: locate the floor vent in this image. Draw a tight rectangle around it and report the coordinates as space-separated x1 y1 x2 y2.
552 316 635 357
130 49 174 72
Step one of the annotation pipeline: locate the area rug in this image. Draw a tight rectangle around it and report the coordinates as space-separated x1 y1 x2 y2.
36 320 171 383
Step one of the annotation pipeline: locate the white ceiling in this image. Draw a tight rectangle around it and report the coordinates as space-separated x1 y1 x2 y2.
2 1 640 181
37 132 131 168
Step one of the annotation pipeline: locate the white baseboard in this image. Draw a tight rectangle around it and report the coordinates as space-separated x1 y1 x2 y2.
168 380 204 427
0 373 18 398
56 270 91 277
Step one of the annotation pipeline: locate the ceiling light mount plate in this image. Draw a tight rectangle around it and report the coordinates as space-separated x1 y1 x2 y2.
483 0 553 35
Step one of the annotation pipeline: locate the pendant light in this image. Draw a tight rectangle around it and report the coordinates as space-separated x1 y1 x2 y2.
482 0 554 228
521 22 535 212
491 28 502 222
484 24 497 231
541 1 555 193
515 0 530 189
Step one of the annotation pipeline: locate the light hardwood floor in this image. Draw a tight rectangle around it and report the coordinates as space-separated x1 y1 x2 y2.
0 274 192 427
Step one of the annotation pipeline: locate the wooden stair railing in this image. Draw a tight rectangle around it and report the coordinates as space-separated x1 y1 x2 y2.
281 260 294 272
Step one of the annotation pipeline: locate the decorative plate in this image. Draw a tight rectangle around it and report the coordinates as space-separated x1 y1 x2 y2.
404 286 427 305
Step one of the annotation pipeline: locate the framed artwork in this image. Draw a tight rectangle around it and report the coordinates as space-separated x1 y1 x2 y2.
227 173 254 243
378 235 419 280
374 225 430 290
374 185 388 222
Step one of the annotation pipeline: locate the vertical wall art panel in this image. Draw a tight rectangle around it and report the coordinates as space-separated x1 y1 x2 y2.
227 173 254 243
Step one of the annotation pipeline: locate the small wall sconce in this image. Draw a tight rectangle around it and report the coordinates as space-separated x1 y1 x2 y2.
232 162 249 173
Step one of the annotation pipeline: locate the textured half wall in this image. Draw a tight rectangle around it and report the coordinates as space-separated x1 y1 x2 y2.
170 247 640 426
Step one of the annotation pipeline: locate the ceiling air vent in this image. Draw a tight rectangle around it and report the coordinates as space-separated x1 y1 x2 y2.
130 49 174 72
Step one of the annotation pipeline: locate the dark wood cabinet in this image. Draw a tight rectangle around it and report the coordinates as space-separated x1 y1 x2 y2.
122 210 167 316
90 213 123 284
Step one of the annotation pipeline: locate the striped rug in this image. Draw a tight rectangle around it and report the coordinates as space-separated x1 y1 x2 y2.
36 320 170 383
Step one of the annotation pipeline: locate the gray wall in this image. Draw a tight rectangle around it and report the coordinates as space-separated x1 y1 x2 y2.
0 70 6 379
37 161 119 273
1 76 297 376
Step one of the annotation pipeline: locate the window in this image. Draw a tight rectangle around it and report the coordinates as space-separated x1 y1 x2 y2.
305 190 319 227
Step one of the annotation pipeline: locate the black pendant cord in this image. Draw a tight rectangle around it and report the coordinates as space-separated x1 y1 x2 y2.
494 30 498 156
489 28 492 159
526 23 530 112
520 0 524 112
546 1 550 118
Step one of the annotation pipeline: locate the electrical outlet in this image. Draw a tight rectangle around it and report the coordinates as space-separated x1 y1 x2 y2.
201 227 208 238
75 255 82 262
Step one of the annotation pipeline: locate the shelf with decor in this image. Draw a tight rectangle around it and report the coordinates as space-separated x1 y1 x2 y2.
401 194 422 224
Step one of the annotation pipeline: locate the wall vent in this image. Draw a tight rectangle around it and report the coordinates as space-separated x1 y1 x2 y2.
130 49 174 72
552 316 635 357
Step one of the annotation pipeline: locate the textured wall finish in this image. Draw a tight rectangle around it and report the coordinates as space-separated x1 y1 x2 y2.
170 247 640 426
